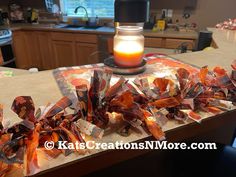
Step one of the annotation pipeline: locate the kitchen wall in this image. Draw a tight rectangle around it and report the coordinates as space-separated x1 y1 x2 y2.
150 0 236 30
1 0 236 30
0 0 45 11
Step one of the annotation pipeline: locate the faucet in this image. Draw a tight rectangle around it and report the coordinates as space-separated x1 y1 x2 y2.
74 6 89 19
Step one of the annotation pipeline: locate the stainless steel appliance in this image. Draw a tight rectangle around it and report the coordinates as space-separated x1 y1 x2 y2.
0 29 15 67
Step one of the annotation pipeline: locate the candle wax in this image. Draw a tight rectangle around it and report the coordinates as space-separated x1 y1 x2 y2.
114 41 144 67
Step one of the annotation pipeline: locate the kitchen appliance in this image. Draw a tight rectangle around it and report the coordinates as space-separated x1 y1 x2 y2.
0 29 15 67
114 0 150 24
197 31 213 51
104 0 150 75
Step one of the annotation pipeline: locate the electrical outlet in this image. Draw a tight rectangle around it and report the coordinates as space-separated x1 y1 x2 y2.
167 9 173 18
161 9 167 16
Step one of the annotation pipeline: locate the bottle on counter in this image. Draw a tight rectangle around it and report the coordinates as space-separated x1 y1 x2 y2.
31 9 39 24
0 9 4 25
26 7 32 23
95 15 99 26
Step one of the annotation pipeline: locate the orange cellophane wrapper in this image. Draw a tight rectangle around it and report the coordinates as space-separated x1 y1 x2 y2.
213 66 227 76
150 97 180 108
199 66 208 85
143 110 165 140
110 91 134 109
231 59 236 70
207 107 222 114
24 124 41 176
153 78 169 93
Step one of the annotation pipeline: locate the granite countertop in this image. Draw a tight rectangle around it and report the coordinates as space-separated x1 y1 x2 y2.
1 23 198 39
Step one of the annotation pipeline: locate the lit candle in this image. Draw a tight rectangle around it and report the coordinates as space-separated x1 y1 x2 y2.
114 26 144 67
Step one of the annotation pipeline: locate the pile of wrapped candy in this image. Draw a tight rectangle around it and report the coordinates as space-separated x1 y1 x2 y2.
216 18 236 30
0 60 236 176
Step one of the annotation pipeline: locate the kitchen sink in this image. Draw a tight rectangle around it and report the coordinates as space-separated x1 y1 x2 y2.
80 26 102 30
55 24 102 30
60 25 83 29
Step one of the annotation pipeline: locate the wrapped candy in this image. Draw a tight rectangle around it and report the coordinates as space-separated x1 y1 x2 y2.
45 97 72 118
1 62 236 177
0 104 3 133
109 91 144 127
143 110 165 140
133 78 157 99
150 97 180 108
148 106 168 127
185 83 204 99
24 123 41 176
181 110 202 123
181 99 195 110
105 77 126 101
231 60 236 81
213 66 227 77
216 18 236 30
208 99 234 110
199 66 209 85
153 78 178 97
89 69 112 108
176 68 190 90
76 119 104 139
75 84 90 120
11 96 36 123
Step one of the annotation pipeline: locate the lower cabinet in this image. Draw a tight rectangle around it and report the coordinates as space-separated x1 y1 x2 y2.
13 30 99 70
24 31 42 69
52 40 76 67
37 32 55 70
76 42 98 66
12 31 32 69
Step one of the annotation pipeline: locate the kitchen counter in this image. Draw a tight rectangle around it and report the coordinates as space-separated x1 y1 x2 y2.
0 66 29 76
170 28 236 71
1 23 198 39
0 28 236 177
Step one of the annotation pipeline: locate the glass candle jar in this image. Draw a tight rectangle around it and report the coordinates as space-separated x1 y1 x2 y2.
113 26 144 67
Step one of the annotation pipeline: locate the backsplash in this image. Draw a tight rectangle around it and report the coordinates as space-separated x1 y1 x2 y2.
150 0 236 30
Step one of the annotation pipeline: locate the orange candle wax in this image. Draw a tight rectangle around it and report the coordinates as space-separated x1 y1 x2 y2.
114 41 144 67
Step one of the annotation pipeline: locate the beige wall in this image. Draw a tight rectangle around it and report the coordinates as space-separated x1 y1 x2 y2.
150 0 236 30
1 0 236 30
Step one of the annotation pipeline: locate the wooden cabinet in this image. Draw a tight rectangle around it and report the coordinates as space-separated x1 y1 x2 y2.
165 39 195 50
12 31 31 69
145 38 163 48
37 32 55 70
52 40 76 67
76 43 98 65
24 31 42 69
144 37 195 50
51 32 98 67
13 30 99 70
13 31 54 70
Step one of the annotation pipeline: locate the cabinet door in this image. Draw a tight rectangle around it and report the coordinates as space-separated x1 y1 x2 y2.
12 31 31 69
24 31 42 69
145 38 163 48
37 32 55 70
76 43 98 66
52 40 76 67
165 39 195 49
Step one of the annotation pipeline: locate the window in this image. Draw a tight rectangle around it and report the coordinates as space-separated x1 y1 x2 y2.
60 0 115 18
